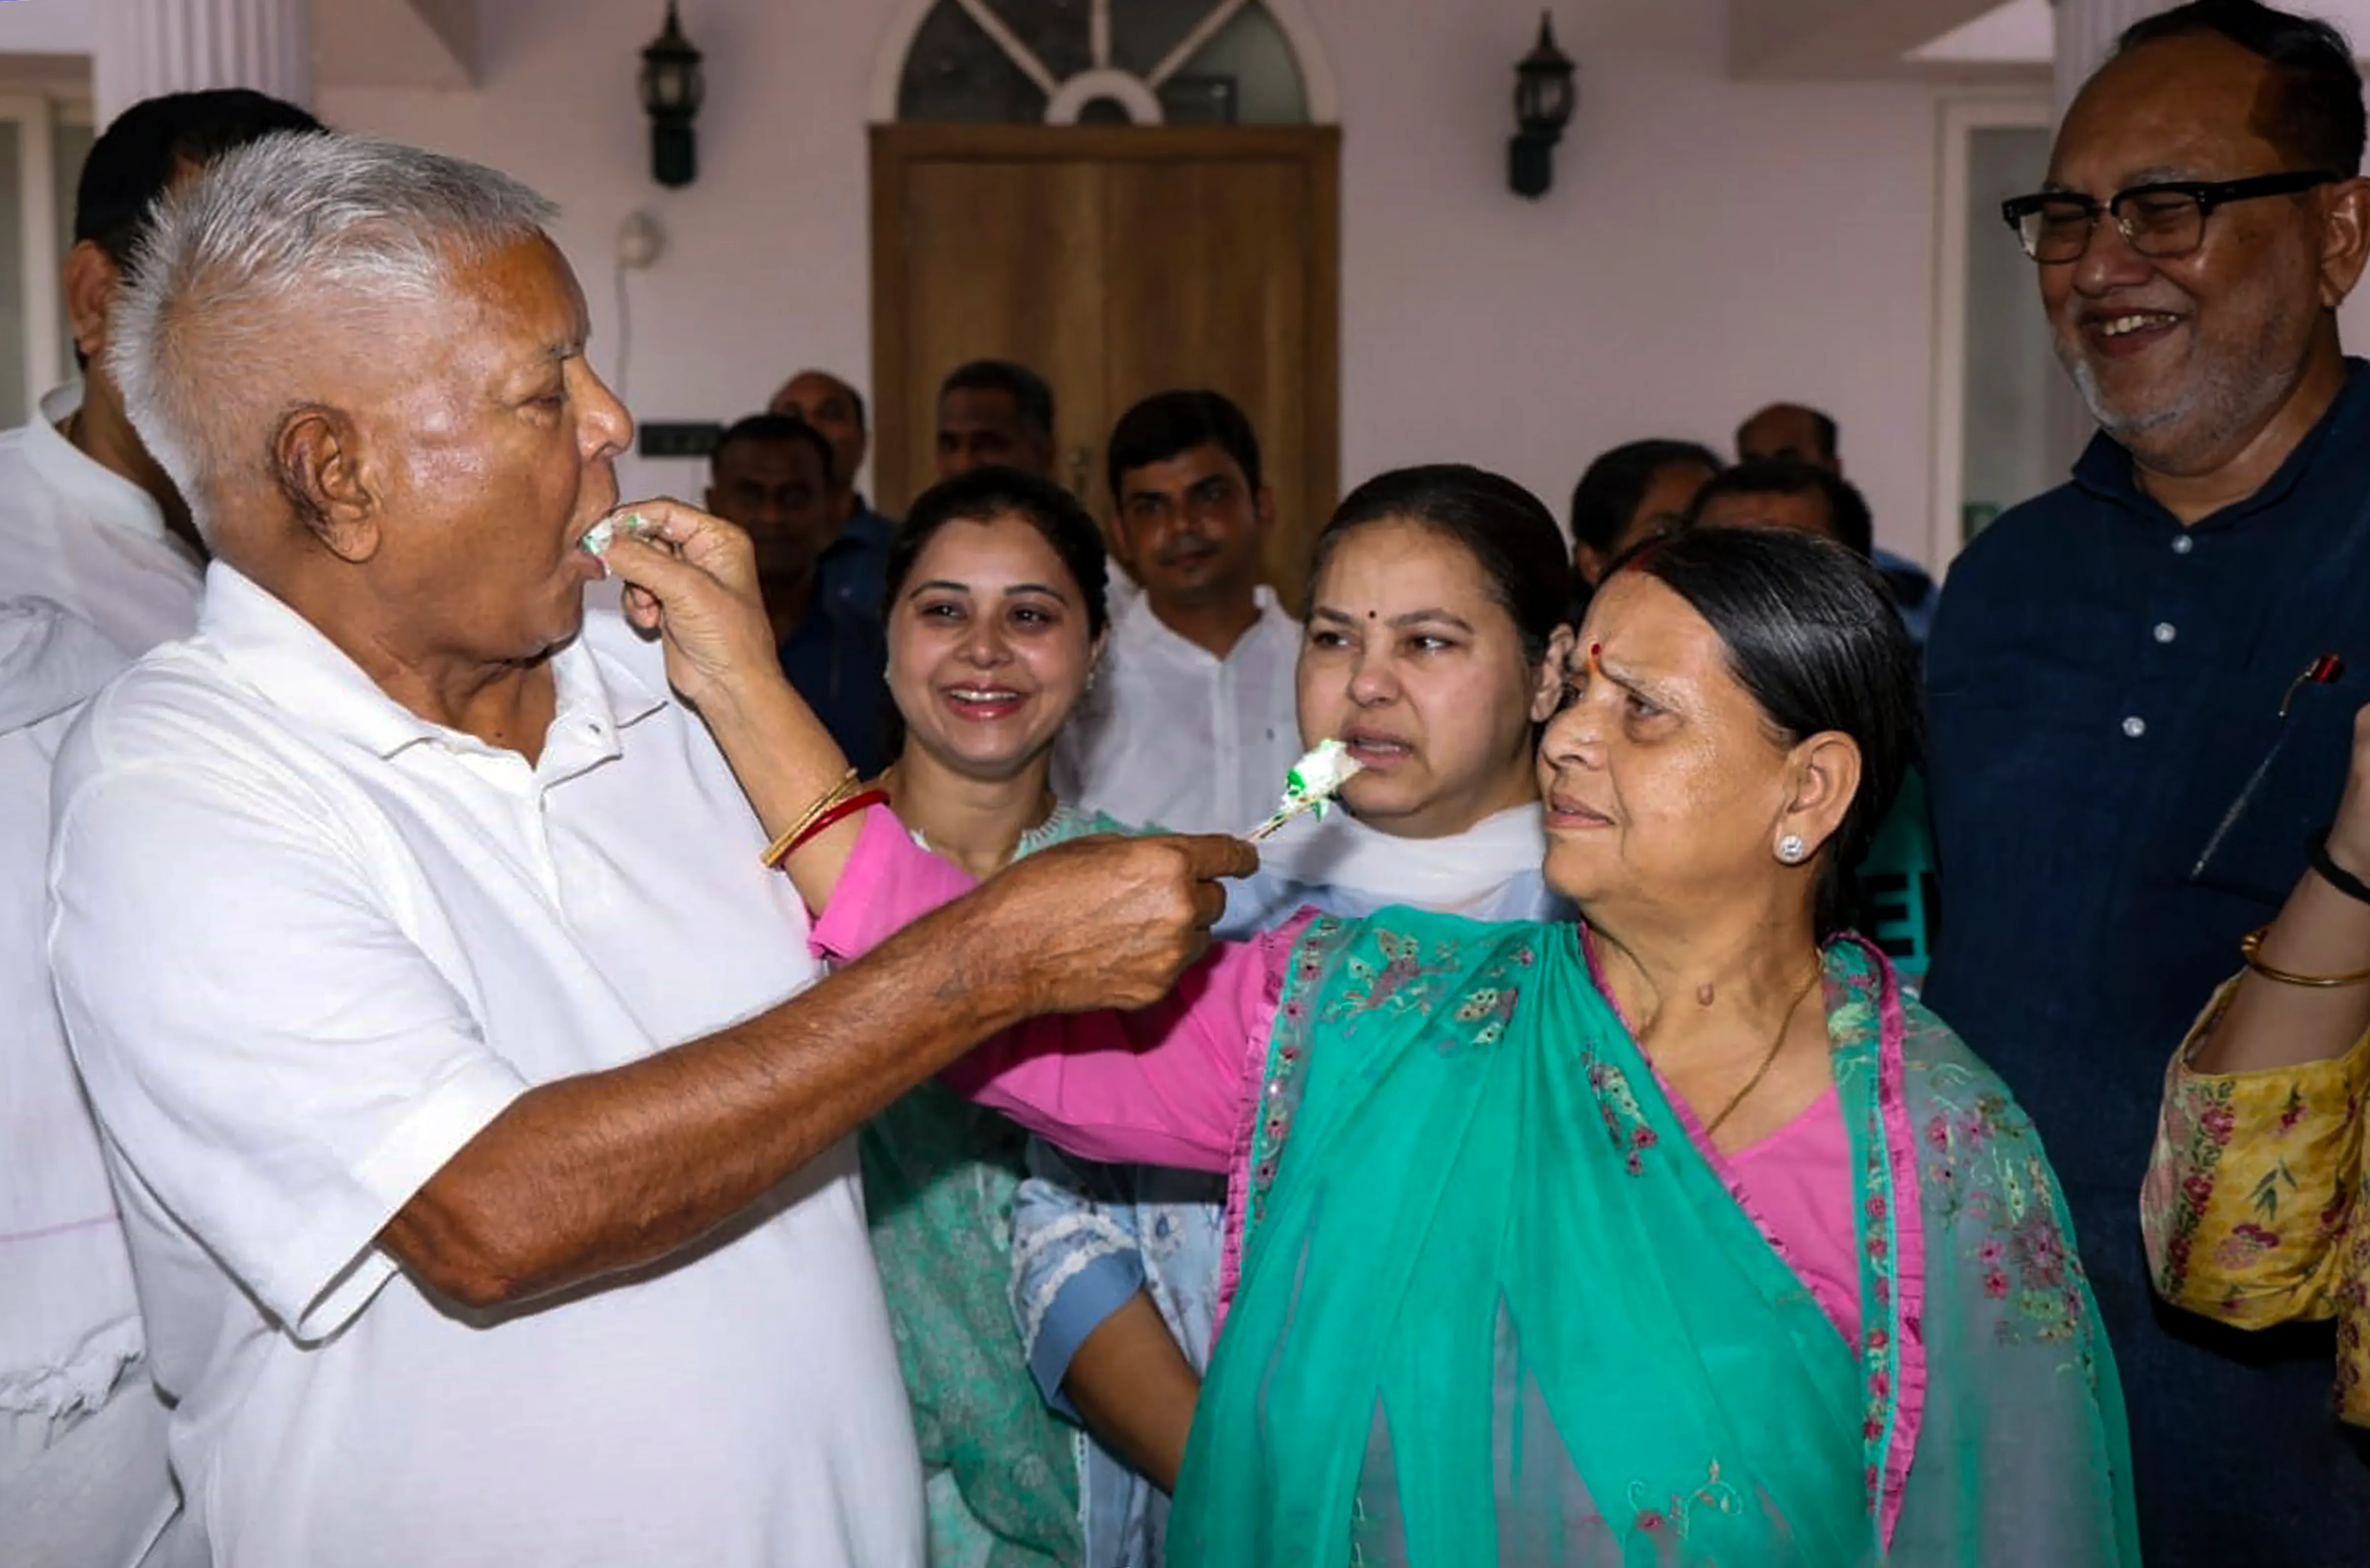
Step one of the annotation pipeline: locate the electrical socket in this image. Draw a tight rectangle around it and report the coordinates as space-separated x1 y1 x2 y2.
616 210 666 270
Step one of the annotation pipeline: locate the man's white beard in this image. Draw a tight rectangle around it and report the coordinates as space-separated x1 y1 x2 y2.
2064 354 2192 445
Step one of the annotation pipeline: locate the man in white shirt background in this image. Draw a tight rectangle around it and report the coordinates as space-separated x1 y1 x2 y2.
1055 390 1303 833
0 88 322 1568
45 130 1241 1568
3 88 321 652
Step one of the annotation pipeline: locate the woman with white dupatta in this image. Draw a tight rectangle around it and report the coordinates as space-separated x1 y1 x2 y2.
1009 466 1577 1568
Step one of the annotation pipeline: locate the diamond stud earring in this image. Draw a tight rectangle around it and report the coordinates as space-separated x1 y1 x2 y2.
1777 833 1808 864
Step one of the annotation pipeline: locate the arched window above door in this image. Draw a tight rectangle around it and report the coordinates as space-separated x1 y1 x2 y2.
873 0 1338 126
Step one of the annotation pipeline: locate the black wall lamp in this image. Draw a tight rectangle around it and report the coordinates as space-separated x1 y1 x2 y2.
640 1 705 190
1509 13 1577 200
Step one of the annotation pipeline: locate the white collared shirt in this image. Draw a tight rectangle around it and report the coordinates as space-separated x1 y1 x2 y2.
1054 586 1304 834
0 385 201 657
47 565 923 1568
0 386 198 1560
0 598 152 1401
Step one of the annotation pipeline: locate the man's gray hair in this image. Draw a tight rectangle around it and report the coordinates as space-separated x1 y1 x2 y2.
108 132 559 544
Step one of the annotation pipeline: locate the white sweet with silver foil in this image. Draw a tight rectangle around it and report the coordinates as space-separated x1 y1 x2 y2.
579 512 653 557
1247 739 1366 841
1283 738 1358 805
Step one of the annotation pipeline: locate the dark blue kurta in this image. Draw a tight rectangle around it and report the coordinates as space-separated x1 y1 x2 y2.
1925 361 2370 1567
818 501 896 626
778 587 890 780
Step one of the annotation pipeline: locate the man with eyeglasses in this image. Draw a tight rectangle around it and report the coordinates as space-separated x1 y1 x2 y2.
1923 3 2370 1561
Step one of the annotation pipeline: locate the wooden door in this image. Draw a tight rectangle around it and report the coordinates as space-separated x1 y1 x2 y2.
870 124 1341 600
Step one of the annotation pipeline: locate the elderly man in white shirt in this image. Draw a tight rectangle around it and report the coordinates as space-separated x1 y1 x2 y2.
45 132 1247 1568
0 88 323 1568
1054 391 1302 833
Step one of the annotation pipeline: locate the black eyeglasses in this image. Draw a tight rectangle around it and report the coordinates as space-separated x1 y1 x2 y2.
2001 170 2342 263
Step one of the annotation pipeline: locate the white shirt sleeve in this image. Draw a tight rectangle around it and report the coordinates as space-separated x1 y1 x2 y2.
48 756 529 1343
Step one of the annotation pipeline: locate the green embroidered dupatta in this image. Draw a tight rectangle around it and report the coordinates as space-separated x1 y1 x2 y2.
1171 910 2137 1566
856 807 1132 1567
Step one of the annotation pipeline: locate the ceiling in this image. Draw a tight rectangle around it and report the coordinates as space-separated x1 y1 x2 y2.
1745 0 2370 78
317 0 476 91
0 0 476 95
1907 0 2054 65
1728 0 2028 79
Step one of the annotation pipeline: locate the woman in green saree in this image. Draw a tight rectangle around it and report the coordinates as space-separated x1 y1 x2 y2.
623 511 2140 1564
854 467 1137 1567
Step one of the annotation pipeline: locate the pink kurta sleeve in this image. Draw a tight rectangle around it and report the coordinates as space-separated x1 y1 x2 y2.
807 806 975 957
811 805 1285 1171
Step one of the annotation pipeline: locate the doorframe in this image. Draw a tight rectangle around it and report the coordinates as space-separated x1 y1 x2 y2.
0 90 87 420
869 123 1342 565
1927 93 2052 571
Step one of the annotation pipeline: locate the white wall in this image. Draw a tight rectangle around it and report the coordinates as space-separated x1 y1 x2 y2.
1310 0 1940 557
326 0 877 512
318 0 1962 562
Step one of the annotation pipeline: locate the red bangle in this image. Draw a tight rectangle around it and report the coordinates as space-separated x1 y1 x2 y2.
780 788 889 865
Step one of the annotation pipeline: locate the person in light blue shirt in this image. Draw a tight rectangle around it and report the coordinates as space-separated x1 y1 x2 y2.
1012 464 1577 1568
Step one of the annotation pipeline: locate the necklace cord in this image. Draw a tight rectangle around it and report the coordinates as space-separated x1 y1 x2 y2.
1698 962 1825 1140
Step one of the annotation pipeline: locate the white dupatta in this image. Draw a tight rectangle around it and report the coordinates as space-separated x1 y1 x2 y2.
1252 800 1552 921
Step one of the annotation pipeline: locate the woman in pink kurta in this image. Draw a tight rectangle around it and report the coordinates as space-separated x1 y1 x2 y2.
820 809 1867 1342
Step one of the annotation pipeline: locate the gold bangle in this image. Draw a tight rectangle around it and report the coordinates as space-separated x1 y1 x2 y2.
761 768 860 869
2238 925 2370 988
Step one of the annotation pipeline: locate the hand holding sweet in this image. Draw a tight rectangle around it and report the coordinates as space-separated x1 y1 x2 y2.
596 499 782 719
985 833 1258 1013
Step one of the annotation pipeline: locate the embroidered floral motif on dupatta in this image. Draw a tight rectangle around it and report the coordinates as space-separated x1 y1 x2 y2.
1179 912 2137 1566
